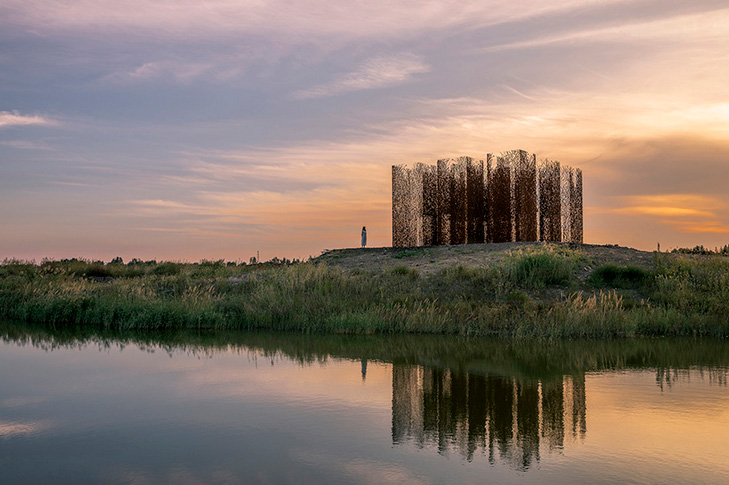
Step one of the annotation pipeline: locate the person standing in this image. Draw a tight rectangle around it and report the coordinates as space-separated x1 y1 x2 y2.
361 226 367 247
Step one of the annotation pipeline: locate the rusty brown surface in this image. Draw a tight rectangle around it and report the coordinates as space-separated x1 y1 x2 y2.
392 150 582 247
466 158 485 244
490 155 513 243
513 150 537 242
539 160 561 242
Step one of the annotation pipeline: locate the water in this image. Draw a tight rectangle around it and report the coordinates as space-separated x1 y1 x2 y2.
1 322 728 484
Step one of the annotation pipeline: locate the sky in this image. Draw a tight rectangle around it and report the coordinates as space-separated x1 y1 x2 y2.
2 0 729 262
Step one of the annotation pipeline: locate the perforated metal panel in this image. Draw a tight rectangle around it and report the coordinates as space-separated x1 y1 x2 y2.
392 151 582 247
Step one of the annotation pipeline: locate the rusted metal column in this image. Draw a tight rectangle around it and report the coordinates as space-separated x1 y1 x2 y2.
436 159 453 245
450 157 468 245
466 158 485 244
420 163 438 246
514 150 538 242
538 160 561 242
409 163 425 247
489 154 513 243
560 166 573 242
392 164 408 247
485 155 493 243
570 168 583 243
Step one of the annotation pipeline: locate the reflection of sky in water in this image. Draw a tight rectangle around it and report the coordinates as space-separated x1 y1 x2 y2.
0 336 728 483
0 419 52 438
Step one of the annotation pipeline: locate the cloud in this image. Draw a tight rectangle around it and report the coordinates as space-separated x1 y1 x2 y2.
0 111 55 129
603 193 729 241
482 7 729 52
611 194 722 218
125 152 390 234
120 61 213 83
128 199 201 216
1 1 624 42
615 207 714 218
47 181 94 188
100 58 249 85
667 221 729 235
295 54 430 98
0 140 53 150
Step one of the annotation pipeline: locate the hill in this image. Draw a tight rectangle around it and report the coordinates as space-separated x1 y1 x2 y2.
317 242 655 277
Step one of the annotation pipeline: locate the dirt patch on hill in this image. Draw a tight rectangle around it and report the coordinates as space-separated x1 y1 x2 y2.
315 242 658 276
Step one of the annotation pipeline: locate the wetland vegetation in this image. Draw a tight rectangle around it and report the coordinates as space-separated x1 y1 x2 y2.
1 243 728 338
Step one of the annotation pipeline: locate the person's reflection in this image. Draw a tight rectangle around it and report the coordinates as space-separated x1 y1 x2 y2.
361 358 367 382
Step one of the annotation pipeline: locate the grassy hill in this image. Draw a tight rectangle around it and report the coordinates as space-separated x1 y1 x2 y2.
318 241 655 275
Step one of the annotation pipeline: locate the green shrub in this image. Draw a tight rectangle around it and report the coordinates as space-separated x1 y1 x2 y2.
507 250 576 288
393 250 419 259
589 263 652 289
84 264 112 278
152 262 181 276
506 290 532 309
0 259 36 277
391 265 419 279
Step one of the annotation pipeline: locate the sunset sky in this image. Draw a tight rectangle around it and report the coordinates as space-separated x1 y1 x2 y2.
2 1 729 262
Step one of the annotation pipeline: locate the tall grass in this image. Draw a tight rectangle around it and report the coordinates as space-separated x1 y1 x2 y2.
1 249 728 338
504 245 584 288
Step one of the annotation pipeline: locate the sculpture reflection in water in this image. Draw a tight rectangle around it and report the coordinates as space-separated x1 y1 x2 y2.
392 366 586 469
392 150 583 247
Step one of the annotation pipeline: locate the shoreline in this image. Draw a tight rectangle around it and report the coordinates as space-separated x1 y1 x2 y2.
3 320 728 377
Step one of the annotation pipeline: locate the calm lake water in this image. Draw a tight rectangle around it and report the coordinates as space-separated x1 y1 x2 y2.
1 322 729 484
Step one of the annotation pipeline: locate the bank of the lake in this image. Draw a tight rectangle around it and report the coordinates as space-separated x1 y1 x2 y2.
1 243 728 338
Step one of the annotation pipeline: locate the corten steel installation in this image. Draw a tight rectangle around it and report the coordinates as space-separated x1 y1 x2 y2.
392 150 582 247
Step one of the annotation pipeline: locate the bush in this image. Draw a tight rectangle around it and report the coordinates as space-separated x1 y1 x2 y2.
506 290 532 309
83 264 112 278
152 262 182 276
391 265 419 279
671 244 729 255
507 251 576 288
589 263 652 289
393 250 419 259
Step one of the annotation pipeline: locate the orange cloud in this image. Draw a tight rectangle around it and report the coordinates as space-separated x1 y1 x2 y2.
665 221 729 235
612 194 724 218
613 206 714 218
620 194 724 208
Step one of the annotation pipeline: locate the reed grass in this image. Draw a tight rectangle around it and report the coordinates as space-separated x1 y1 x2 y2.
1 248 728 338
